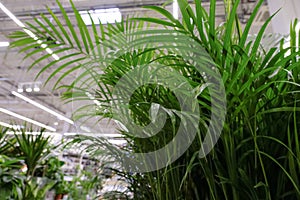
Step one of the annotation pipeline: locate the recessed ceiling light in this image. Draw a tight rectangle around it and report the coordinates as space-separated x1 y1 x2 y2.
33 87 40 92
25 87 32 92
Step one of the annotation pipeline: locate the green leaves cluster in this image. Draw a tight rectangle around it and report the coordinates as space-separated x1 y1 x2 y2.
0 128 60 200
9 0 300 199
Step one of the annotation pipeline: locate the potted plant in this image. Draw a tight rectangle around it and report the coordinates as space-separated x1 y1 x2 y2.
0 154 26 200
9 0 300 199
0 126 59 199
54 180 70 200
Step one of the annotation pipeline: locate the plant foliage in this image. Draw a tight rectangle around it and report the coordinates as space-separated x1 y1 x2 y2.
9 0 300 199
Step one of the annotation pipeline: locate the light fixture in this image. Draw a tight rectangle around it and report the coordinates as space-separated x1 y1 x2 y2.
0 42 9 47
12 91 74 125
0 2 59 60
0 121 13 129
25 87 32 92
173 0 179 20
18 82 41 93
33 87 40 92
79 8 121 25
108 139 127 145
0 3 25 27
0 122 23 130
6 131 59 137
63 132 122 137
33 83 40 92
0 108 56 131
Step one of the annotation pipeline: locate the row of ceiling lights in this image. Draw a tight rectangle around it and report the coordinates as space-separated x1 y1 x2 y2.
17 82 41 93
0 91 74 132
0 2 69 132
0 1 179 132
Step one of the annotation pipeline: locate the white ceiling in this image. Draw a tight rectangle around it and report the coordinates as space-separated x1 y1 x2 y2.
0 0 272 136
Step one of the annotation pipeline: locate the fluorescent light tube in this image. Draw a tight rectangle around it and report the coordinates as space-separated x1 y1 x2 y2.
0 108 56 131
12 91 74 125
0 42 9 47
6 131 59 137
108 139 127 145
0 3 25 27
0 122 23 130
63 132 123 137
0 121 15 129
0 2 59 60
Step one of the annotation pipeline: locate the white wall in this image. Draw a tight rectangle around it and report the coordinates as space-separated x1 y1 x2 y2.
268 0 300 34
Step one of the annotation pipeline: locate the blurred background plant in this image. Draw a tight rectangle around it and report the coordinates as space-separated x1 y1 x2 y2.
0 127 53 199
0 126 102 200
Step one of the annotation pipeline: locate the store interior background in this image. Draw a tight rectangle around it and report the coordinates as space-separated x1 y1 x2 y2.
0 0 300 198
1 0 298 138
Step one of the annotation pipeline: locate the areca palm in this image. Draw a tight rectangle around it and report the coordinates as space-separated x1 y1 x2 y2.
10 0 300 199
